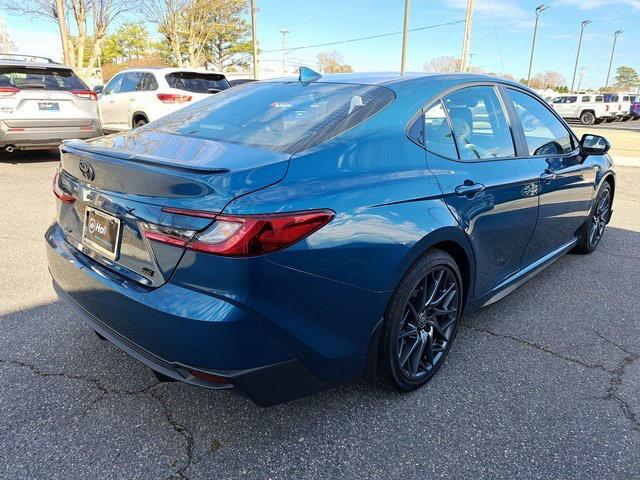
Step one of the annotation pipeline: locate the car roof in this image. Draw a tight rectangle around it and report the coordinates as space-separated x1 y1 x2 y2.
265 71 526 90
0 59 71 69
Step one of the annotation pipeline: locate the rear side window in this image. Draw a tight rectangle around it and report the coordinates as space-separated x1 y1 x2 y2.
443 86 515 161
152 81 395 153
582 96 590 102
0 67 87 91
507 89 574 156
165 72 230 93
423 102 458 159
595 96 603 102
138 73 158 91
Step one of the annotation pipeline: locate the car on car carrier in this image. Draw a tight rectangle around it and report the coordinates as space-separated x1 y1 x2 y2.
0 54 101 152
550 93 614 125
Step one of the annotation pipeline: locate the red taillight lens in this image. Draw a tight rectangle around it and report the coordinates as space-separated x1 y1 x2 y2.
157 93 192 104
0 86 19 96
52 171 75 203
144 210 335 257
71 89 98 101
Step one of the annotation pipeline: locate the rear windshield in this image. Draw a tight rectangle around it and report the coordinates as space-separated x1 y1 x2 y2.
0 67 87 91
151 81 395 153
165 72 230 93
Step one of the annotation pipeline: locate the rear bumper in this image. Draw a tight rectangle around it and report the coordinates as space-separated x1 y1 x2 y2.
0 119 102 149
46 223 330 406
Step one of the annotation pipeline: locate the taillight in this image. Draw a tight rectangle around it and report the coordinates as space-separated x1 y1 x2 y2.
157 93 192 104
71 89 98 101
0 86 19 97
144 210 335 257
52 171 75 204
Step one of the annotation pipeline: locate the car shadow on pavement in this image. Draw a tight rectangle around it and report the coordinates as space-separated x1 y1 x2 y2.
0 149 60 164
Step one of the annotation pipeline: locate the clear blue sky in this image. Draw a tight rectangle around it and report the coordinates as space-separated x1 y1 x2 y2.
2 0 639 89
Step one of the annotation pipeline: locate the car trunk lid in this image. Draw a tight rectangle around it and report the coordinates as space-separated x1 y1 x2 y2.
56 130 289 287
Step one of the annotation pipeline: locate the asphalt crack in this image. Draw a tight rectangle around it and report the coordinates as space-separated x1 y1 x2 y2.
0 358 195 478
462 325 640 431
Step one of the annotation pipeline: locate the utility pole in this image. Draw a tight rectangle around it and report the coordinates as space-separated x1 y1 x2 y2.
604 30 623 91
527 4 549 85
570 20 592 94
460 0 475 72
278 28 289 76
576 66 587 92
250 0 259 80
400 0 410 75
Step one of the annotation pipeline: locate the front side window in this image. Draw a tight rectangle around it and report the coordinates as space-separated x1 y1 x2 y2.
442 86 515 160
595 95 603 102
151 81 395 153
423 101 458 159
507 89 574 156
120 72 142 93
582 96 590 102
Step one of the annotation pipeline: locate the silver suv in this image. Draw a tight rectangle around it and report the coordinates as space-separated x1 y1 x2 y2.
0 54 102 152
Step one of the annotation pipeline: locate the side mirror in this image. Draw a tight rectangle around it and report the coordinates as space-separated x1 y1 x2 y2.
93 85 104 94
580 134 610 156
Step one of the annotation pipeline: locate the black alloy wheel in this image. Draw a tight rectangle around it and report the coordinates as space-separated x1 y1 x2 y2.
574 183 612 254
378 249 462 391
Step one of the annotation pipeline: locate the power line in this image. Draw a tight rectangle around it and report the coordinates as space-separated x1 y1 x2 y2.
487 0 507 75
261 19 466 54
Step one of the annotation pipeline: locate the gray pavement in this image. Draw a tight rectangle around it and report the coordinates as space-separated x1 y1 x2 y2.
1 150 639 479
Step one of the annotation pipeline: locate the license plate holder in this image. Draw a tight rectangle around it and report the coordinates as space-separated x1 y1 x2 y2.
38 102 60 111
82 206 121 260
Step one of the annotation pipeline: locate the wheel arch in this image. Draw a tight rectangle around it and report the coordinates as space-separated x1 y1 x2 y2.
363 226 476 382
131 111 149 127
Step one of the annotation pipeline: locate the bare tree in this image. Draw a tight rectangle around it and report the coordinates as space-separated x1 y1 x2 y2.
529 71 566 89
140 0 186 66
423 56 460 73
3 0 132 78
317 51 353 74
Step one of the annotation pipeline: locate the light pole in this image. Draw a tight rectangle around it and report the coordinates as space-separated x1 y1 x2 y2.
526 4 549 86
604 30 623 91
400 0 410 75
460 0 475 72
250 0 258 80
570 20 592 94
278 28 289 75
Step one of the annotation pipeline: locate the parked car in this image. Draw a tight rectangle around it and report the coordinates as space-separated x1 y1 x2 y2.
630 95 640 120
47 70 615 406
604 93 632 121
550 93 614 125
98 68 230 131
0 54 101 152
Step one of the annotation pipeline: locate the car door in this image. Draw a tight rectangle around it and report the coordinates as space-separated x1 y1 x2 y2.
112 71 143 129
504 87 597 265
423 84 541 299
98 73 124 128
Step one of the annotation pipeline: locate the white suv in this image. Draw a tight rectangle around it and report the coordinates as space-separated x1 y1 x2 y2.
0 54 101 152
550 93 615 125
98 68 230 131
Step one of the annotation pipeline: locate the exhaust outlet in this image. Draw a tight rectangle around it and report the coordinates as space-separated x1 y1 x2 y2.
4 145 15 153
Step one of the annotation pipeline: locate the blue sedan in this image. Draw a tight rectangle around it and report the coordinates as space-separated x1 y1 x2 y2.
47 69 615 405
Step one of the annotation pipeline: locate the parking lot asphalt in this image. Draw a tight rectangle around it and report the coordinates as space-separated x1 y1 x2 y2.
1 150 639 480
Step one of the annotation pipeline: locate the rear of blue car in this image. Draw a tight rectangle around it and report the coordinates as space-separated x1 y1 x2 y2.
46 81 397 405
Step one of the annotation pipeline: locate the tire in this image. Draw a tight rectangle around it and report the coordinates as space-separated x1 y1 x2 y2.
605 117 615 123
573 183 612 254
133 117 148 128
377 248 463 392
579 111 595 125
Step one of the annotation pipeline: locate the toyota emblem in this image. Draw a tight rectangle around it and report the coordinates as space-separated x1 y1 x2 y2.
79 160 95 181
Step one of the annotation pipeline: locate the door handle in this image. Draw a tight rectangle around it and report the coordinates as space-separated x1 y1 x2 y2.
540 170 557 182
455 181 485 196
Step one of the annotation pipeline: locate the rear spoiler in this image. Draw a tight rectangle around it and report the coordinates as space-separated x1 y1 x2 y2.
62 139 230 174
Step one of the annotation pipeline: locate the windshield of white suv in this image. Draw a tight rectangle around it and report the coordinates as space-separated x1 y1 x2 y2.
0 67 88 91
152 81 395 154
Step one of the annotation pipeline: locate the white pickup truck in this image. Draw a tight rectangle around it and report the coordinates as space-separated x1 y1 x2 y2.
550 94 615 125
